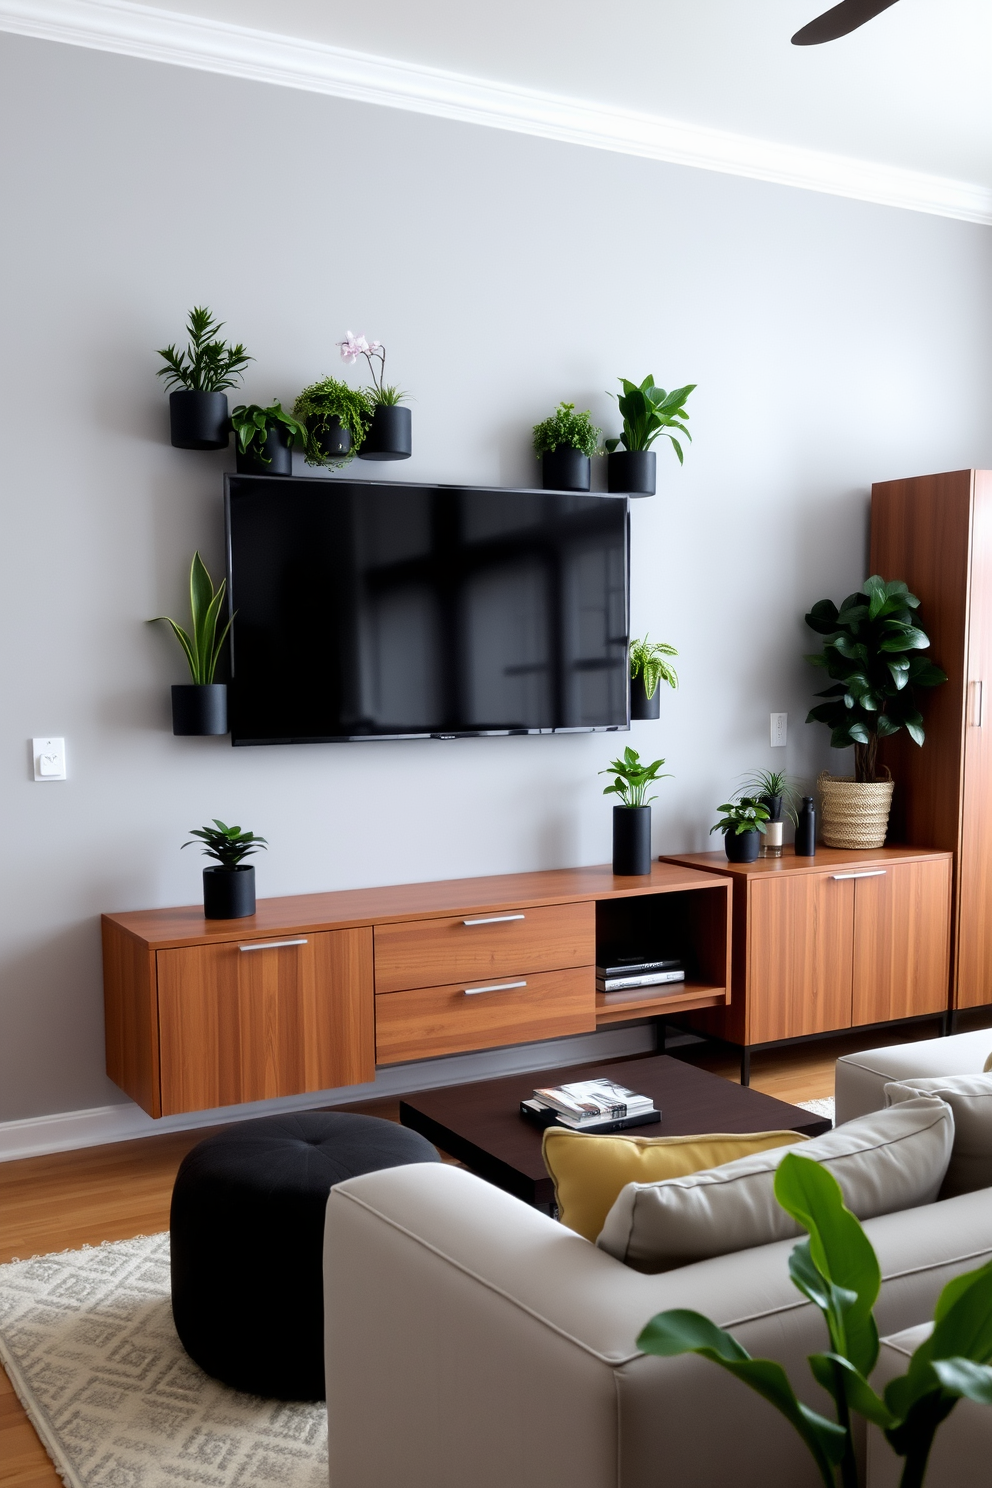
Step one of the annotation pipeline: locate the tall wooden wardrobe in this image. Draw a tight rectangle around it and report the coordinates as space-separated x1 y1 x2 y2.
870 470 992 1012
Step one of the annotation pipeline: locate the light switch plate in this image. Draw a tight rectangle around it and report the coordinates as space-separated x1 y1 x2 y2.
33 738 66 781
770 713 788 748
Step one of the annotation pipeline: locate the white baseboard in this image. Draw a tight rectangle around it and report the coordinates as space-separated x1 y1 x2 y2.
0 1023 655 1163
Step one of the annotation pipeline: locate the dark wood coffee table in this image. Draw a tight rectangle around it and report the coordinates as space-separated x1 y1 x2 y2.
400 1054 830 1211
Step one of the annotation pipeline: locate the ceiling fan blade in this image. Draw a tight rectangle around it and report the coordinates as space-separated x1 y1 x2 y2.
792 0 900 45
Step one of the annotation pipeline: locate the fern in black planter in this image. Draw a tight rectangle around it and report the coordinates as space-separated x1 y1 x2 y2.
183 820 267 920
532 402 601 491
156 306 251 450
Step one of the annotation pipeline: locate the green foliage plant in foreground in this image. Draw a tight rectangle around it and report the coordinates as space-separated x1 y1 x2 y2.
293 377 371 466
532 402 601 458
711 796 770 838
604 375 695 461
628 636 679 699
600 746 671 808
639 1151 992 1488
150 552 232 685
230 401 309 463
156 306 252 393
183 820 268 870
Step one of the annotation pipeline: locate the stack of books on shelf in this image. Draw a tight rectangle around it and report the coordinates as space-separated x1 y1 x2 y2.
596 954 685 1000
520 1077 661 1133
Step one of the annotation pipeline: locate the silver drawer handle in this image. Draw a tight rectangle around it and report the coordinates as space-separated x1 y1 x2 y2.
462 914 525 926
463 980 527 996
238 938 308 952
830 871 887 880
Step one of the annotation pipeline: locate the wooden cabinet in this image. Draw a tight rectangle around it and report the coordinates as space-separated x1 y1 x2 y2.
747 872 854 1044
851 859 951 1026
374 902 593 994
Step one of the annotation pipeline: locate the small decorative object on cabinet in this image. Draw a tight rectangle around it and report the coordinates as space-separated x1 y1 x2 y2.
150 552 233 736
293 376 370 466
710 797 769 863
532 402 601 492
337 332 413 461
605 374 695 496
794 795 817 856
739 768 800 858
230 401 308 476
156 306 251 450
601 746 671 875
183 819 267 920
805 574 946 848
629 636 678 720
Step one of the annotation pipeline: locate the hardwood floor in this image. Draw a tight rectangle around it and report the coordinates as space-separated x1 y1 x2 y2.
0 1016 977 1488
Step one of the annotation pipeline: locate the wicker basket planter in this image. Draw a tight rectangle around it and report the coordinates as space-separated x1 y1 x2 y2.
818 772 895 850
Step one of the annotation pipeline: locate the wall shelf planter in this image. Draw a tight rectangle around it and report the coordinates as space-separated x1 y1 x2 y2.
172 684 227 736
170 391 230 450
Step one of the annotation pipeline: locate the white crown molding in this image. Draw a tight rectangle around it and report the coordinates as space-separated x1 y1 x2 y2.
0 0 989 225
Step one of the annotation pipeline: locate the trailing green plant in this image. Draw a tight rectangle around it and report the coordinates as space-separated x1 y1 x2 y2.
230 401 309 463
293 377 371 466
150 552 232 685
339 331 407 407
182 819 267 870
738 768 801 826
805 576 947 783
600 746 671 808
639 1151 992 1488
155 306 251 393
710 796 770 837
532 402 601 458
604 375 695 462
629 636 679 699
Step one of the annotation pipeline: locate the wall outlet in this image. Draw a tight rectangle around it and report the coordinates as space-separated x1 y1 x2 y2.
33 738 66 781
770 713 788 748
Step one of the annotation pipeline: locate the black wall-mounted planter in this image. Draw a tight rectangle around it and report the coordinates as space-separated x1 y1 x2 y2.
312 417 351 461
172 684 228 736
629 673 660 720
607 450 656 497
235 425 293 476
170 391 230 450
541 447 591 492
725 830 760 864
203 865 255 919
359 405 412 461
612 804 652 876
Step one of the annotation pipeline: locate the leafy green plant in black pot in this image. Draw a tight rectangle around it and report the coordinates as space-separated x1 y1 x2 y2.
293 376 370 467
737 768 800 857
338 332 412 461
231 401 309 477
150 552 232 736
629 636 678 720
601 746 672 875
183 819 267 920
710 796 769 863
532 402 601 492
605 375 695 496
156 306 251 450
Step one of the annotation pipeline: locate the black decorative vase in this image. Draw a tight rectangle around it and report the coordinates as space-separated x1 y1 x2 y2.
630 673 660 720
613 805 652 876
170 391 230 450
607 450 656 497
312 417 351 461
795 796 817 857
172 684 227 736
203 865 255 920
725 830 760 864
235 424 292 476
359 405 412 461
541 447 591 492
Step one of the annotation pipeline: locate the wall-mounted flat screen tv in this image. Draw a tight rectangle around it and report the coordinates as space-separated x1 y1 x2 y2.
225 475 629 745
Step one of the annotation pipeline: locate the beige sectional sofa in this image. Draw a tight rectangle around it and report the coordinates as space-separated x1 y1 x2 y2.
835 1026 992 1123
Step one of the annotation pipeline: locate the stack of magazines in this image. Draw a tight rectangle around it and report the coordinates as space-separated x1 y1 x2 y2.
596 955 684 1000
520 1077 660 1133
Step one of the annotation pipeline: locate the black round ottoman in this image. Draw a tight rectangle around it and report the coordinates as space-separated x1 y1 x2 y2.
169 1111 439 1400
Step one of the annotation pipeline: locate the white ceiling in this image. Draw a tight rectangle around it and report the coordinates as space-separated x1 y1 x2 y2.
113 0 992 186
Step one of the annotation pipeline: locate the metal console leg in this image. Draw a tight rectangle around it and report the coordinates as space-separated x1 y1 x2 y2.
740 1046 751 1086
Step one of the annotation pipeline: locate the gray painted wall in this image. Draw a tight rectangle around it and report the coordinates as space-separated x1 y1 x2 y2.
1 32 990 1123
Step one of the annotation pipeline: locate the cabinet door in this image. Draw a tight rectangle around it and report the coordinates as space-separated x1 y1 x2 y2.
852 860 951 1026
157 927 374 1115
747 874 854 1044
957 475 992 1008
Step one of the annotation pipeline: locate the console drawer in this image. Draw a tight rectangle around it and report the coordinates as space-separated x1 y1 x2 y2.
374 901 594 994
374 965 595 1064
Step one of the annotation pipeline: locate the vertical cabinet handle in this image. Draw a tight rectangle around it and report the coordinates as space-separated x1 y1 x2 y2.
462 914 526 926
970 680 984 727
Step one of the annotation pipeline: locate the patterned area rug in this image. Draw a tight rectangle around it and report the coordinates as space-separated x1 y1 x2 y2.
796 1096 835 1123
0 1233 327 1488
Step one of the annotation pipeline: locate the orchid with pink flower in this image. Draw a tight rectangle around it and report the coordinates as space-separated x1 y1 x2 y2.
337 332 406 406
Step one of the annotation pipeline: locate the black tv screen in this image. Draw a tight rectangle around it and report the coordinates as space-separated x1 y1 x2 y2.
225 475 629 745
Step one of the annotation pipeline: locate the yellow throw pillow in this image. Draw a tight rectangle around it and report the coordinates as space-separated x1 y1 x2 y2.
542 1126 809 1242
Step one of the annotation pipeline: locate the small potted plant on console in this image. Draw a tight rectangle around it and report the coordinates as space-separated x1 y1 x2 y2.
183 819 267 920
338 332 413 461
605 374 695 496
532 402 601 491
601 746 671 876
293 376 370 466
231 400 309 476
150 552 232 735
710 796 769 863
738 767 800 857
156 306 251 450
629 635 679 719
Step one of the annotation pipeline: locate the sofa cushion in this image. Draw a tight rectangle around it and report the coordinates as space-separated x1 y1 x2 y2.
596 1096 953 1273
542 1126 808 1242
885 1074 992 1198
835 1028 992 1124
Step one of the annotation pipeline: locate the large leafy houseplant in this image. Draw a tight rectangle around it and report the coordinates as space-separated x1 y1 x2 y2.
805 576 947 783
151 552 232 685
293 377 371 467
639 1152 992 1488
604 375 695 462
